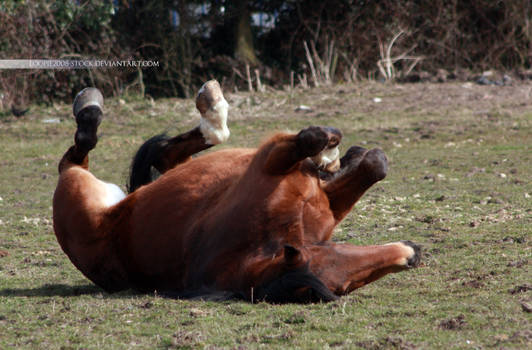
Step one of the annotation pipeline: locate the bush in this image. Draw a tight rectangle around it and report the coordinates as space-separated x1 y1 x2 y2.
0 0 132 110
1 0 531 108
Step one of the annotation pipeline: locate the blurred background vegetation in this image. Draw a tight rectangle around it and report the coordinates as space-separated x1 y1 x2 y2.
1 0 531 109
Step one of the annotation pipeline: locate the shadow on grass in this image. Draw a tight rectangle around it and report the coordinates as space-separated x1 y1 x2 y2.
0 284 148 298
0 284 103 297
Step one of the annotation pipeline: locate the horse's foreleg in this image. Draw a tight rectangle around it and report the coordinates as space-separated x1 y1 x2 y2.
323 146 388 222
128 80 230 192
309 241 421 295
263 126 342 174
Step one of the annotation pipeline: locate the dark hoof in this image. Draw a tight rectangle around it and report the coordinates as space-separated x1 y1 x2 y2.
297 126 342 158
359 148 388 182
196 80 224 115
340 146 368 168
322 127 342 148
401 240 421 268
297 126 329 158
73 88 104 152
73 87 103 117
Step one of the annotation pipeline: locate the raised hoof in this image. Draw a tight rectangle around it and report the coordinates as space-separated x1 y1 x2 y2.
196 80 224 115
340 146 368 168
297 126 329 157
400 240 421 268
196 80 229 145
300 126 341 150
298 126 343 173
359 148 388 183
73 88 104 152
322 127 342 148
73 87 103 117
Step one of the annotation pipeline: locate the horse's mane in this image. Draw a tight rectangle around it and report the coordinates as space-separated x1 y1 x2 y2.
256 265 339 303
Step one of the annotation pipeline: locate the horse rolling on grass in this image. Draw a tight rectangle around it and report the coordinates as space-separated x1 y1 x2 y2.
53 81 421 303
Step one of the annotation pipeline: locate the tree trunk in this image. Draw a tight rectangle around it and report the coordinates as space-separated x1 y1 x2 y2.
234 1 259 65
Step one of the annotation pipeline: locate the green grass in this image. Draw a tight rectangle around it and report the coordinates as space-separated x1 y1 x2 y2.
0 82 530 349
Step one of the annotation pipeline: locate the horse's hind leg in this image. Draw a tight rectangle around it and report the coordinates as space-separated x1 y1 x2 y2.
128 80 230 192
57 87 125 210
54 88 128 291
58 88 103 171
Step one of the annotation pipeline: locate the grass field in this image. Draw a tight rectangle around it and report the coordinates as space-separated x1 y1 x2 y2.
0 81 530 349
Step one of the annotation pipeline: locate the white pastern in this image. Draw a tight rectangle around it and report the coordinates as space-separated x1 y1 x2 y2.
199 98 230 145
385 242 415 266
311 146 340 169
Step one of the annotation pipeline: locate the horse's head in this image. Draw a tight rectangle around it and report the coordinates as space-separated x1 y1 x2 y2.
245 244 339 303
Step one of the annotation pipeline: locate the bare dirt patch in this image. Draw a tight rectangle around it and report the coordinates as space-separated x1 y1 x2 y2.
439 315 467 330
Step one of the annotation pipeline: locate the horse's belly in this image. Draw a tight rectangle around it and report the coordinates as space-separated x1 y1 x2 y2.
122 149 255 288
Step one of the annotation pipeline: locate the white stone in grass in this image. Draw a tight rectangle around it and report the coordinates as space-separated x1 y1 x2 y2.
295 105 313 112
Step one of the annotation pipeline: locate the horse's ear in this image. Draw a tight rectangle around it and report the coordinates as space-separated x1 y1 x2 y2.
283 245 302 265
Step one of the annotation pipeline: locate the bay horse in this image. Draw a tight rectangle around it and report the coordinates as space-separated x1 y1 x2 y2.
53 81 421 303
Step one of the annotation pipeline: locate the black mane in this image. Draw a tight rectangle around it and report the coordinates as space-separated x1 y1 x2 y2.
255 266 338 303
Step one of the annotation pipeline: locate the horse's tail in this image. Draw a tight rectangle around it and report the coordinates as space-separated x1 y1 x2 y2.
127 133 170 193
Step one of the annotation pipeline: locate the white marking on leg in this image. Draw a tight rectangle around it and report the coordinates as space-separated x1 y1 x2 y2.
311 145 340 172
199 99 230 145
385 242 415 266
